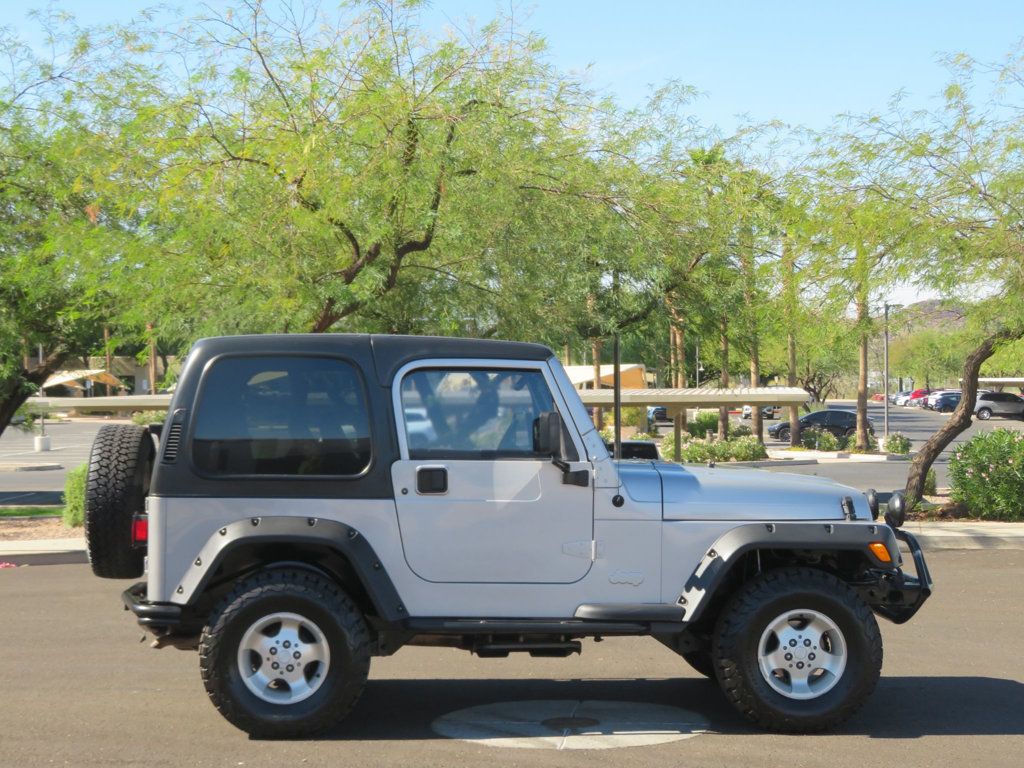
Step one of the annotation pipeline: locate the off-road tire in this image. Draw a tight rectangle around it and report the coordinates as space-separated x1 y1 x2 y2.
977 407 992 420
84 424 153 578
712 567 882 733
681 650 716 679
199 569 371 739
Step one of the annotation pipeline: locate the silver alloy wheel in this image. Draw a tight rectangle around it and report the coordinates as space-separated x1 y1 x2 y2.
237 611 331 705
757 609 847 701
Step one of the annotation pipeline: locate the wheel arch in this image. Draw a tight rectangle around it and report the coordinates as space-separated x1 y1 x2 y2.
173 517 406 624
677 523 900 630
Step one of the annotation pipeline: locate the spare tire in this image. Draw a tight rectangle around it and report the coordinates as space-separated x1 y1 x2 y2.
84 424 154 579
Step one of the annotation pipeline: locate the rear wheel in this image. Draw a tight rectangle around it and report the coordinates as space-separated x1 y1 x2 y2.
84 424 153 578
712 567 882 733
199 569 371 738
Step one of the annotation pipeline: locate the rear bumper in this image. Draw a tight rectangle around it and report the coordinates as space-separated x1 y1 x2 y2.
861 529 933 624
122 582 182 632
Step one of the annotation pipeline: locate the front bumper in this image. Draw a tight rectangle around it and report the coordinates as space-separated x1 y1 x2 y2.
860 528 933 624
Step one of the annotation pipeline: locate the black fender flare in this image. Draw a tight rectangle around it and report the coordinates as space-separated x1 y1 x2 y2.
171 517 406 623
677 522 900 624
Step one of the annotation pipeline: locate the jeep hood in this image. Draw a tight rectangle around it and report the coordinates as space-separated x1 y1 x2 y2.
617 461 869 521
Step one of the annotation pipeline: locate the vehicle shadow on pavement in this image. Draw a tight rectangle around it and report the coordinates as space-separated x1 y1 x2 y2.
322 675 1024 741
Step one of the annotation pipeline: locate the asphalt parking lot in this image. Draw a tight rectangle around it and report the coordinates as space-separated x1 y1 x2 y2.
1 551 1021 767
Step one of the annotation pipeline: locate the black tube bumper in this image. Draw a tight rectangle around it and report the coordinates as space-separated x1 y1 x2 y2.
122 582 182 631
864 529 933 624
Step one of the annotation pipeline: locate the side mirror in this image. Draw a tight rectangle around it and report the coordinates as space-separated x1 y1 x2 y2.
533 411 563 457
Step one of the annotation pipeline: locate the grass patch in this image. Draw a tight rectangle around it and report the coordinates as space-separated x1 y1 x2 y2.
0 506 62 518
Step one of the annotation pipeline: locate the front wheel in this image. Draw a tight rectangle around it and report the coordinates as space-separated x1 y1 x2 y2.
712 567 882 733
776 427 790 442
199 569 371 738
681 650 716 679
977 407 992 420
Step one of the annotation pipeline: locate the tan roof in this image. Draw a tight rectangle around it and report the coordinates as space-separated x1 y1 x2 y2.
42 369 126 390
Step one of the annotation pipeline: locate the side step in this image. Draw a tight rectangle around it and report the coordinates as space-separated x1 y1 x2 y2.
474 640 582 659
403 618 648 636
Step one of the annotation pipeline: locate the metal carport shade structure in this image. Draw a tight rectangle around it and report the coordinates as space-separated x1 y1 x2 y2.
26 386 811 460
578 386 810 458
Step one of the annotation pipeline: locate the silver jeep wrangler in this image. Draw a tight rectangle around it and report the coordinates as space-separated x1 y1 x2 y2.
84 334 931 738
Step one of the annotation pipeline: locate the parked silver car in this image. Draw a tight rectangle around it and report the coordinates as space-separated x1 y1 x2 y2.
975 391 1024 420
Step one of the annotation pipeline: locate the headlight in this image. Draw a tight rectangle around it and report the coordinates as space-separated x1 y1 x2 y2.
885 490 907 528
865 488 880 521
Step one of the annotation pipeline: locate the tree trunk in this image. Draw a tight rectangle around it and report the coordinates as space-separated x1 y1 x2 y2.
855 292 870 451
674 322 687 427
788 329 800 447
718 317 729 441
750 349 762 443
591 337 603 429
669 325 678 387
904 328 1021 505
0 354 66 438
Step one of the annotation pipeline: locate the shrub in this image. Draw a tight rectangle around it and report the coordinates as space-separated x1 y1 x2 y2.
949 429 1024 520
840 431 878 453
924 468 938 496
659 431 691 461
599 426 615 443
678 436 768 464
63 463 88 528
631 432 654 441
800 428 839 451
131 410 168 426
730 423 752 438
686 410 720 439
883 431 913 455
727 435 770 462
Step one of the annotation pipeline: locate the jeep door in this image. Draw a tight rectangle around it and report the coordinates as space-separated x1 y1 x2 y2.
390 362 593 584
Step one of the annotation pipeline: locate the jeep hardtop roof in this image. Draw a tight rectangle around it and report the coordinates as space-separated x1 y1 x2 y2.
187 333 555 386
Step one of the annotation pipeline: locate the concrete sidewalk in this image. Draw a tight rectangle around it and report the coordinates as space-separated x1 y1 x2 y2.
2 524 1023 566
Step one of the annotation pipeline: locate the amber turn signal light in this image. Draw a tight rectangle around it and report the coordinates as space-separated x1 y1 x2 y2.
868 541 891 563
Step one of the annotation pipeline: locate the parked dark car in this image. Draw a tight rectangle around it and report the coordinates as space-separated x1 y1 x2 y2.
932 392 962 413
604 440 660 460
647 405 669 423
767 408 874 442
975 391 1024 420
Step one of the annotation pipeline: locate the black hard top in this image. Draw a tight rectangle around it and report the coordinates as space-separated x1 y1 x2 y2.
188 333 554 386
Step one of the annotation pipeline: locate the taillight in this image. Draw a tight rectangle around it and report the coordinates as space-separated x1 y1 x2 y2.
131 514 149 548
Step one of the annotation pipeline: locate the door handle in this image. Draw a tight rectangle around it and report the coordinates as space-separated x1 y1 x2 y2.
416 466 448 495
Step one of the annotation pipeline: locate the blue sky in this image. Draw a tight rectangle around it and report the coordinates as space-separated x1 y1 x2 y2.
4 0 1022 133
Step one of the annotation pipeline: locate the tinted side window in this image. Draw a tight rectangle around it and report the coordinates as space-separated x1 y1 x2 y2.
192 356 371 476
804 410 827 425
400 369 555 459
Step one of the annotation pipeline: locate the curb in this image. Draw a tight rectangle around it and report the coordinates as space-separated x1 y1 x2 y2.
0 463 63 472
720 459 821 468
906 523 1024 551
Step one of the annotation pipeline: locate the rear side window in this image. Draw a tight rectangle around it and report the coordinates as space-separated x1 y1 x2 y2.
192 356 371 477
